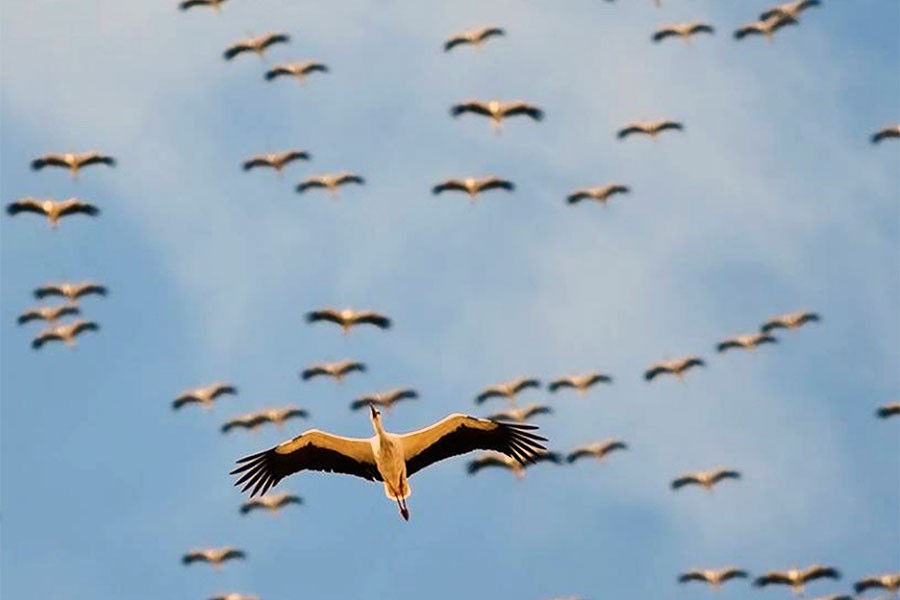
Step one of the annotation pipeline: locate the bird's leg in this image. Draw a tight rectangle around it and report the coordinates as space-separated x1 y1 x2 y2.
491 119 502 137
70 167 79 181
390 478 409 521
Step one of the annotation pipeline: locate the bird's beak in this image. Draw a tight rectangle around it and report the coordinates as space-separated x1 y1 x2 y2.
369 403 379 419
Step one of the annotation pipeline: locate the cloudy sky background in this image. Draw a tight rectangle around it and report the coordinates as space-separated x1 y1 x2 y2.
2 1 898 598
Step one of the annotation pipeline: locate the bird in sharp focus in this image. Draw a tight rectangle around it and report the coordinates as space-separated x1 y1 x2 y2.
444 26 505 52
305 308 391 334
450 100 544 135
432 177 515 203
30 151 116 178
671 468 741 492
753 566 842 596
350 389 418 413
223 33 289 61
173 382 237 411
6 198 99 228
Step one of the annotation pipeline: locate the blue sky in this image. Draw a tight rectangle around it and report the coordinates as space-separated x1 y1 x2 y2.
1 1 897 599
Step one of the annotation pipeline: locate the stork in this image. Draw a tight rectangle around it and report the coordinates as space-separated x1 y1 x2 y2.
754 566 842 595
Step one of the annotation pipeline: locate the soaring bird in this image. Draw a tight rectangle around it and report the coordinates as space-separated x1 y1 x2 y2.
854 573 900 594
450 100 544 134
242 150 310 173
617 120 683 140
261 407 309 427
305 308 391 334
717 333 778 353
760 310 821 333
265 61 329 82
652 23 715 43
17 304 80 326
548 372 613 395
6 198 99 228
295 172 364 196
871 125 900 144
31 320 99 350
30 152 115 178
678 568 749 590
644 357 705 381
475 378 541 405
223 33 290 61
488 404 553 423
182 547 246 568
232 405 547 520
876 402 900 419
208 595 259 600
760 0 821 22
221 413 268 434
466 449 562 479
734 16 797 41
566 185 629 206
173 383 237 411
671 468 741 491
351 389 418 412
753 566 842 595
179 0 227 11
566 440 627 464
432 177 515 202
444 26 505 52
301 360 367 382
34 281 107 302
239 492 303 515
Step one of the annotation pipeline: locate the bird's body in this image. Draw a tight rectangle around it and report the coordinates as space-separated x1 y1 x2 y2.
760 0 821 22
32 320 99 349
754 566 842 595
854 573 900 594
566 440 627 464
678 567 749 590
243 150 310 173
17 303 80 326
717 333 778 353
652 22 715 43
871 125 900 144
617 120 683 140
351 389 418 412
671 468 741 491
232 407 547 520
876 402 900 419
6 197 99 228
467 449 561 479
239 492 303 515
450 100 544 134
432 177 514 202
444 26 505 52
34 281 107 302
173 382 237 411
734 16 797 41
301 360 366 382
488 403 553 423
179 0 227 11
182 547 246 568
30 152 115 178
476 377 541 405
548 372 613 395
295 173 364 196
305 308 390 334
644 356 705 381
760 310 820 333
224 33 290 60
265 62 329 82
566 185 629 206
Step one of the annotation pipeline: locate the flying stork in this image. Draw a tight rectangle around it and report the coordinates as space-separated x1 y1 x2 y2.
753 566 842 595
30 151 116 178
444 26 505 52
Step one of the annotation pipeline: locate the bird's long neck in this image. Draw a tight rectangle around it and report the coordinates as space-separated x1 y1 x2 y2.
371 414 387 441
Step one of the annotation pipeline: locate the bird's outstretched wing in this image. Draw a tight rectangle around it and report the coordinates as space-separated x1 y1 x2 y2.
59 200 100 218
502 102 544 121
677 571 707 583
7 199 48 216
671 475 700 490
352 311 391 328
753 573 793 587
450 102 492 118
478 178 515 192
30 155 69 170
432 180 467 195
77 153 116 168
652 29 679 42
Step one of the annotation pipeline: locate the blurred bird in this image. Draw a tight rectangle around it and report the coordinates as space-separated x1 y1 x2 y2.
548 372 613 395
652 23 715 44
871 125 900 144
617 120 683 140
467 450 562 479
760 0 821 22
808 596 851 600
351 389 418 412
173 383 237 411
182 547 246 568
717 333 778 353
179 0 227 11
224 33 289 60
222 407 308 433
30 151 115 178
444 26 505 52
17 304 80 326
221 413 267 434
301 360 367 382
854 573 900 594
450 100 544 134
305 308 391 334
208 595 258 600
644 356 705 381
488 404 553 423
671 468 741 491
32 320 99 350
432 177 515 202
239 492 303 515
6 198 99 228
678 568 749 590
34 281 107 302
566 185 629 206
876 402 900 419
265 61 329 83
734 16 796 41
295 172 364 196
754 566 842 595
242 150 310 173
566 440 627 464
476 378 541 405
760 310 820 333
232 405 547 520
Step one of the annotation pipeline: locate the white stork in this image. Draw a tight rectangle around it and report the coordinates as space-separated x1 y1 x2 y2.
760 310 820 333
450 100 544 135
671 468 741 492
717 332 778 353
444 26 505 52
678 567 749 590
754 566 842 595
232 405 546 521
854 573 900 594
30 151 116 178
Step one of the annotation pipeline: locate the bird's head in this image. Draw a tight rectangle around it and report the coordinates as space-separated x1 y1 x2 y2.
369 402 381 421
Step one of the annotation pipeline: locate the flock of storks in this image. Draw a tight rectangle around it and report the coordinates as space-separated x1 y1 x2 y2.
7 0 898 599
